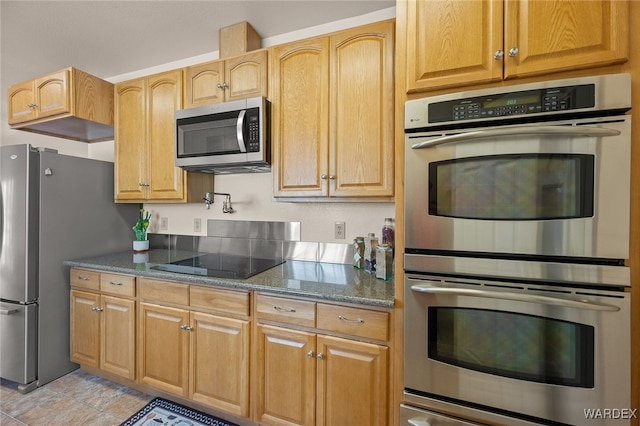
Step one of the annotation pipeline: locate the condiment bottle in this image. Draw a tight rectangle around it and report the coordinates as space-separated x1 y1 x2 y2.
375 243 393 280
353 237 365 269
364 233 378 273
382 217 395 248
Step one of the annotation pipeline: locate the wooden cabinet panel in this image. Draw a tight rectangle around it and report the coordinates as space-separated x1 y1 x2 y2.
100 273 135 297
184 60 225 108
329 20 394 197
190 312 250 417
35 70 69 118
504 0 629 79
70 268 100 291
138 303 190 397
101 295 136 380
225 50 268 101
190 286 250 317
405 0 502 92
256 294 316 327
70 290 100 367
316 304 389 341
271 37 330 197
256 324 317 426
316 335 388 426
8 81 37 124
114 79 146 201
138 277 189 305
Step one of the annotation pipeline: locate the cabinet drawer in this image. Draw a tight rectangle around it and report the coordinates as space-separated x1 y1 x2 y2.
190 286 250 316
317 304 389 341
256 294 315 327
138 277 189 305
70 268 100 291
100 273 135 297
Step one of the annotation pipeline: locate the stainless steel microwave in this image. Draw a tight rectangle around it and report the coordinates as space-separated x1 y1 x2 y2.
175 96 270 174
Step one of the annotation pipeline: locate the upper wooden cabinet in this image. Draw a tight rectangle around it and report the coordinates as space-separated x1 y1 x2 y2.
403 0 629 92
184 50 268 108
271 20 395 200
114 70 213 203
7 67 114 142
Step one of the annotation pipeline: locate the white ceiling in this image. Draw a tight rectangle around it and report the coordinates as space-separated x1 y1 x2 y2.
0 0 395 92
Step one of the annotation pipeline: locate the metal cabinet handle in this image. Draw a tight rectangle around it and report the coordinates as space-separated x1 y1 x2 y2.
109 281 123 286
316 353 324 360
508 47 519 57
306 351 314 358
0 308 18 315
338 315 364 324
273 305 296 313
77 276 91 281
91 307 104 312
216 82 229 89
329 175 335 180
27 103 38 108
180 325 193 331
321 174 328 180
138 182 150 187
494 50 504 60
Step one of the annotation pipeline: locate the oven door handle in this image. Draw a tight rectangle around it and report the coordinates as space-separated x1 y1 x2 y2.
411 125 621 149
410 284 620 312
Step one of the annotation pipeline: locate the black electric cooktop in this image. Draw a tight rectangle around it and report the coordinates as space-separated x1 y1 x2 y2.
152 253 285 279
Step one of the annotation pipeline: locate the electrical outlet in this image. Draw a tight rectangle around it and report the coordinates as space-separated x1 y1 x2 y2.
160 217 168 231
335 222 346 239
194 218 201 233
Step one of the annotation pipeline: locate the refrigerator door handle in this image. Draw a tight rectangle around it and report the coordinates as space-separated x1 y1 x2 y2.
0 308 19 315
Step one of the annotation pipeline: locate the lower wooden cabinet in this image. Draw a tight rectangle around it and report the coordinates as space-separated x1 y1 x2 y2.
254 295 390 426
70 290 136 380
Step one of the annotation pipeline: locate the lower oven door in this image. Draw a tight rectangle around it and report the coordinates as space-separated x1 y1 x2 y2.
404 274 631 426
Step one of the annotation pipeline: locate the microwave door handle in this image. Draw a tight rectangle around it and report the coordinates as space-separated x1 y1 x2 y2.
410 284 620 312
411 125 621 149
236 110 247 153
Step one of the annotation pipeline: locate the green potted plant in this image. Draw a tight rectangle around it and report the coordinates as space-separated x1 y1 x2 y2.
132 208 151 252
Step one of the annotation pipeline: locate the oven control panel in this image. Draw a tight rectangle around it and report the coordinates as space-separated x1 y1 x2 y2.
430 84 595 123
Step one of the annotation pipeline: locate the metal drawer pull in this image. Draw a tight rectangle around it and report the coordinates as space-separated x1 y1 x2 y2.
77 276 91 281
273 305 296 313
0 308 18 315
91 307 104 312
306 351 314 358
109 281 123 286
338 315 364 324
316 352 324 360
180 325 193 331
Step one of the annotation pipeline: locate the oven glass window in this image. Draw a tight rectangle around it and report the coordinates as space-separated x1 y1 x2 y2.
429 154 594 220
428 307 594 387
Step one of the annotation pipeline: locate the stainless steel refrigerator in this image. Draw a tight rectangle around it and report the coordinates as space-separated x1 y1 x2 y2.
0 144 138 393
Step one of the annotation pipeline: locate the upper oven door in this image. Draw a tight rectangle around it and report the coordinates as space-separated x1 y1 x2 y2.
404 115 631 260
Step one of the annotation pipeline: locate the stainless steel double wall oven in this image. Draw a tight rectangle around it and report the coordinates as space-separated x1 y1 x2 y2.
402 74 632 426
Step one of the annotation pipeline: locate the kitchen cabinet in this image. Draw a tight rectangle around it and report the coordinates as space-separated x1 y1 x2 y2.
254 295 389 426
137 278 250 416
7 67 114 142
69 269 136 380
403 0 629 92
271 20 394 199
114 70 212 202
184 49 267 108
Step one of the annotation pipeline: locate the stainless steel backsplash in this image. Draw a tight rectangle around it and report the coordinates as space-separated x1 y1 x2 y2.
148 220 353 264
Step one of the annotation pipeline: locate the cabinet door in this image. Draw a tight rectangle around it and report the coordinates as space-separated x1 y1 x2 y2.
70 290 100 368
101 296 136 380
271 38 330 197
34 69 70 119
256 325 316 426
139 303 189 397
184 60 225 108
316 335 388 426
114 79 147 201
7 81 36 124
225 50 268 102
190 312 250 417
503 0 629 79
404 0 503 92
147 70 186 201
329 20 395 198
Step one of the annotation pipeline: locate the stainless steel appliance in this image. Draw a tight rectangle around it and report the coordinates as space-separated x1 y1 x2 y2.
0 144 138 393
402 74 633 426
175 96 270 174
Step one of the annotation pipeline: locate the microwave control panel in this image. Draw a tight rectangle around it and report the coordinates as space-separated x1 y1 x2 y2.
245 108 261 152
427 84 596 124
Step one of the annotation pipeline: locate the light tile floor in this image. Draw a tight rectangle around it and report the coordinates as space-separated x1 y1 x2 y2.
0 370 153 426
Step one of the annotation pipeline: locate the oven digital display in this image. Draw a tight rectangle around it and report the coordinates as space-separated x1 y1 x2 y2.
428 307 594 387
429 154 595 220
483 94 540 108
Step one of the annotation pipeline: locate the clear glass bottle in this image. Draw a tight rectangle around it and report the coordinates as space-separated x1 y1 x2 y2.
375 243 393 280
353 237 365 269
364 233 378 273
382 217 395 248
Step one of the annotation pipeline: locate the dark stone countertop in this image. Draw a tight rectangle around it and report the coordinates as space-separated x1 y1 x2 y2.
64 249 394 308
